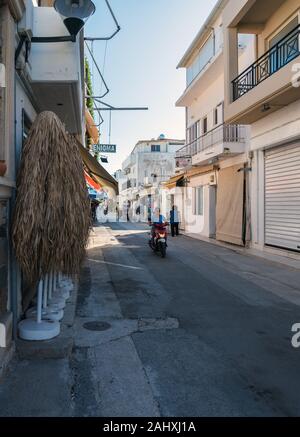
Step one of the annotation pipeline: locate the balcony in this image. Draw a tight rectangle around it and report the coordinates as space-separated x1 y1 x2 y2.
225 23 300 125
176 124 247 166
233 25 300 101
122 179 136 191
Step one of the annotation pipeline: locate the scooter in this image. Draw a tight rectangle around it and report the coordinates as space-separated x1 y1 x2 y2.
149 222 168 258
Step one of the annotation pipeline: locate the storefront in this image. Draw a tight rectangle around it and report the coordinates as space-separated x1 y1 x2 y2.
264 143 300 253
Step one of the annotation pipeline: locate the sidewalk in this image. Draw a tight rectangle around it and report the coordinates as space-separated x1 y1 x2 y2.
180 230 300 271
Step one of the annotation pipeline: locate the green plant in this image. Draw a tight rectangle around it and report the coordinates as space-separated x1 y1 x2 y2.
85 58 94 120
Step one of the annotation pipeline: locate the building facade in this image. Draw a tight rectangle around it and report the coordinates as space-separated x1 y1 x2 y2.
169 0 300 258
223 0 300 256
0 0 88 373
173 0 253 245
120 136 185 222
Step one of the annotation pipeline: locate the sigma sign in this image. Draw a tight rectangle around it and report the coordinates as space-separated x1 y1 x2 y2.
93 144 117 154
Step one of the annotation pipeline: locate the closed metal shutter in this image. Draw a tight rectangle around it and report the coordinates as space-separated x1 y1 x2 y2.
265 143 300 252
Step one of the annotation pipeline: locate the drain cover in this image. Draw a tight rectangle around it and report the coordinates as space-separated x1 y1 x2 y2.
83 321 111 332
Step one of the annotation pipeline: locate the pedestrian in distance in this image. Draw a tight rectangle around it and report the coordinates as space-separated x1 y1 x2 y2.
170 205 180 237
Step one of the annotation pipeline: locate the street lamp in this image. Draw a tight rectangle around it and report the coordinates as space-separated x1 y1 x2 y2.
54 0 96 38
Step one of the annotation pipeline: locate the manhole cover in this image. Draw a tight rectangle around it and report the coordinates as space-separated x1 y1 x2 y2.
83 321 111 332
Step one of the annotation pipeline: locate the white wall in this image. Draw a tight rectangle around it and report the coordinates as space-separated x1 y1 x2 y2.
187 73 224 133
183 173 216 237
251 100 300 152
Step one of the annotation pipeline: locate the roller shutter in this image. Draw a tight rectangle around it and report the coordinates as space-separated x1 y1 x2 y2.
265 143 300 252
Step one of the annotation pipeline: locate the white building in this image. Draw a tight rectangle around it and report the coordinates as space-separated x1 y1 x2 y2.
172 0 253 245
169 0 300 259
223 0 300 257
120 136 185 221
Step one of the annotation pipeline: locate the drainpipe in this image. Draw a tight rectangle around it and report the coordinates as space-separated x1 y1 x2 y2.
10 36 19 341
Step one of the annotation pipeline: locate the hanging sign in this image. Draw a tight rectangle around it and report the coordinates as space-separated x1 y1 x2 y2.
93 144 117 153
176 156 192 168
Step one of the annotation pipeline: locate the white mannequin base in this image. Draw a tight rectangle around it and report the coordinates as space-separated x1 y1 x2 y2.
47 297 66 310
54 288 70 300
26 307 64 322
59 282 74 292
18 319 60 341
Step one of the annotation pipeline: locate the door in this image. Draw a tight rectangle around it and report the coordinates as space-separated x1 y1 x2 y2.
216 164 245 246
265 143 300 252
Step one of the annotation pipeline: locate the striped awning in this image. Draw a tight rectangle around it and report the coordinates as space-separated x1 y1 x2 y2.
85 109 99 145
85 171 102 191
164 173 185 189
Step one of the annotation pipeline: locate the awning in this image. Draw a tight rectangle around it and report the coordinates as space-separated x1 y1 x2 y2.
164 173 185 189
85 170 102 191
85 109 100 145
78 142 118 195
186 164 215 179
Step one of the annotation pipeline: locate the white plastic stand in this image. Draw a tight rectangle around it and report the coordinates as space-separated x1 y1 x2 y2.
48 271 66 309
26 274 64 322
19 279 60 341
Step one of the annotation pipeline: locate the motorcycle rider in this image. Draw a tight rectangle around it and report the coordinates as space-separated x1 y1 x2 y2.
149 207 167 246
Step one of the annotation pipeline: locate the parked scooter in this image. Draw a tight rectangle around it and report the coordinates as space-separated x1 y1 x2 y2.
149 222 168 258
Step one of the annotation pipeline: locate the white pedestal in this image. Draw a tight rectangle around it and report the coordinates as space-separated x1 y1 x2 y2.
47 296 66 310
18 319 60 341
26 307 64 322
54 288 70 300
60 281 74 291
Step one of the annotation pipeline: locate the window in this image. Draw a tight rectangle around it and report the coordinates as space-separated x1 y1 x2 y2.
214 108 218 126
187 120 200 143
151 144 160 152
214 103 223 126
193 186 204 216
202 117 208 135
187 34 215 85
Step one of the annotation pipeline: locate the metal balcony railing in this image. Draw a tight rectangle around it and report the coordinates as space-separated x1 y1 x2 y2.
232 25 300 101
176 124 246 158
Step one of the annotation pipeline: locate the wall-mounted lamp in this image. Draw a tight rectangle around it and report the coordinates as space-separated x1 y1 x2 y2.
30 0 95 43
16 0 96 62
261 103 271 113
54 0 96 38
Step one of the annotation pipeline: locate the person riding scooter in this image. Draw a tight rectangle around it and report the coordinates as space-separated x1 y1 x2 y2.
149 208 168 246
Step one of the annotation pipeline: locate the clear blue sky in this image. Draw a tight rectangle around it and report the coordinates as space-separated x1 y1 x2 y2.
85 0 218 174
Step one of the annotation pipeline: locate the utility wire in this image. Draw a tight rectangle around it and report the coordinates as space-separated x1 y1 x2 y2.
85 0 121 42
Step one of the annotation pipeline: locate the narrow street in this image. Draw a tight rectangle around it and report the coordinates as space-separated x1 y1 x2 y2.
1 223 300 417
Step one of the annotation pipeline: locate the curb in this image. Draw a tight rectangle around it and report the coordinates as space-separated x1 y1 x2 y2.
0 342 15 381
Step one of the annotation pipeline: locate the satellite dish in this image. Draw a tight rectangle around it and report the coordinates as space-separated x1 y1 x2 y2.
158 134 165 139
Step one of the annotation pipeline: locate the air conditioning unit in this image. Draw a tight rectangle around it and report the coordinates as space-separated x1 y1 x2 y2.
144 177 153 187
18 0 35 39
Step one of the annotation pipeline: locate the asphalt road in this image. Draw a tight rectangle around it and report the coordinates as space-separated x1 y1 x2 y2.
72 222 300 417
1 221 299 417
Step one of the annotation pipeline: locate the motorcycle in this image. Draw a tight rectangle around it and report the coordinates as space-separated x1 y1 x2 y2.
149 222 168 258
